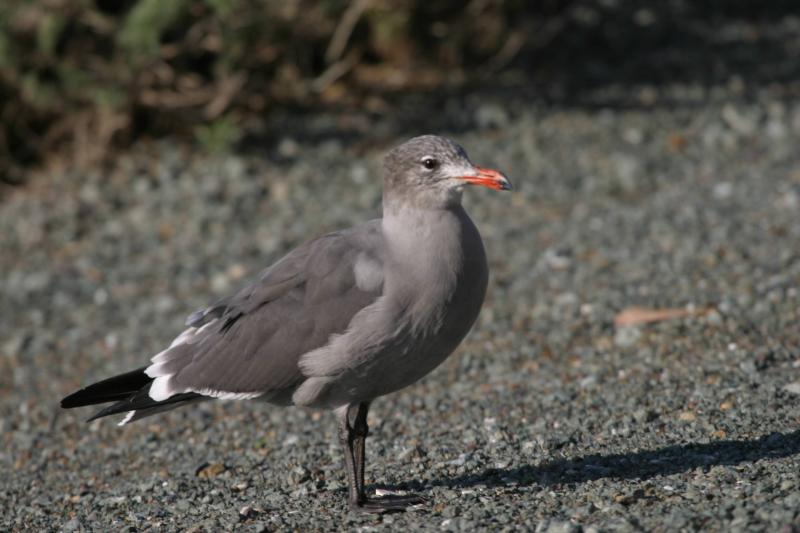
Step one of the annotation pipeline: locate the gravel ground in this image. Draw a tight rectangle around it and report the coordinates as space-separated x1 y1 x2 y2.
3 59 800 533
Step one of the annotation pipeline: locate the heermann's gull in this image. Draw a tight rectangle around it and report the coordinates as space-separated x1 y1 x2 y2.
61 135 511 513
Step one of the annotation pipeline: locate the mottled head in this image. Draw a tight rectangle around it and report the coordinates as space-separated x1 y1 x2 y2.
383 135 511 209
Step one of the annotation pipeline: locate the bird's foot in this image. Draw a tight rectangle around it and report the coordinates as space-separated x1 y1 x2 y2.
349 492 427 514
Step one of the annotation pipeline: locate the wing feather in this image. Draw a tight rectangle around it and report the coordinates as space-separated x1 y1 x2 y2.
147 220 384 403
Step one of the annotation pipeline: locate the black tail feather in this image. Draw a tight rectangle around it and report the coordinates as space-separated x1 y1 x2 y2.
61 367 152 408
62 366 205 423
86 389 201 422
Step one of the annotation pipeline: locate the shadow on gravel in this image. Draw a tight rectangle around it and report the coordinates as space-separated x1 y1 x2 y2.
429 430 800 490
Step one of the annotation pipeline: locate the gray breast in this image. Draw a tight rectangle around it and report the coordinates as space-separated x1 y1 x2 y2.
294 205 488 408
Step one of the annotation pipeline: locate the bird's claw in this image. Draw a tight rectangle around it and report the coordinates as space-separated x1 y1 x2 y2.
349 493 427 514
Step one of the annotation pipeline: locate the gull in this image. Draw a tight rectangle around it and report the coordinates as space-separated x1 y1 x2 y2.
61 135 511 512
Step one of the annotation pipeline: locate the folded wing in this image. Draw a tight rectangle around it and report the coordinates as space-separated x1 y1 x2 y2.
67 220 385 423
150 220 385 402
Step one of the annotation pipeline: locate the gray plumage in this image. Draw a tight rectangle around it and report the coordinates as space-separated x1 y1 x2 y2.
62 134 511 512
149 221 386 407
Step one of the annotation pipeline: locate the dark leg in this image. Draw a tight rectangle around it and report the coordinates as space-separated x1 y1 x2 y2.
338 402 426 513
351 402 368 497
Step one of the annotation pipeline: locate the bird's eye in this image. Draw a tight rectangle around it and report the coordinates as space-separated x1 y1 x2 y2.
422 157 438 170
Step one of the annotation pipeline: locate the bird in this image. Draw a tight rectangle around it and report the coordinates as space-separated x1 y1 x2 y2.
61 134 512 513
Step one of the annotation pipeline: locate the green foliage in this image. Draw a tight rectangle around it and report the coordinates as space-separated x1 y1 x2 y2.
37 13 65 56
21 73 59 111
119 0 191 58
0 8 13 71
91 87 126 110
203 0 235 17
195 114 241 155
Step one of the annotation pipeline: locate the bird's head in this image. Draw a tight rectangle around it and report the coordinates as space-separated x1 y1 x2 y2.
383 135 512 210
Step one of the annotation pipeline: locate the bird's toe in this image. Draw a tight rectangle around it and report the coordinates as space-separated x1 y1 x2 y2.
349 493 427 514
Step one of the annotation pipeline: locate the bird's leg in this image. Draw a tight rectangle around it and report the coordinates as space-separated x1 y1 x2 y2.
351 402 369 497
339 402 426 514
338 405 362 505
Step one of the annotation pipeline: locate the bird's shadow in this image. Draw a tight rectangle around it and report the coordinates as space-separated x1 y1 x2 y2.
383 429 800 493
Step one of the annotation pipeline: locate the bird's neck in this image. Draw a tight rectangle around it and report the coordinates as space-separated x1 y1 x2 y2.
383 202 464 250
383 185 464 213
381 202 487 335
381 204 468 291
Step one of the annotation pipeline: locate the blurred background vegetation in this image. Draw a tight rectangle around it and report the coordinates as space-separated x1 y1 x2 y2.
1 0 798 184
0 0 549 182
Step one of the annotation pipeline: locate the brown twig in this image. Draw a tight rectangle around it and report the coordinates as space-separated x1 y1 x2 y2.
312 48 362 94
614 306 711 327
325 0 368 65
204 72 247 119
485 31 527 73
